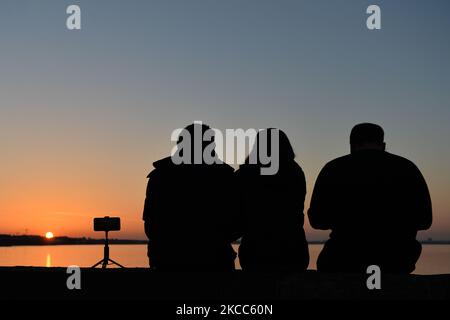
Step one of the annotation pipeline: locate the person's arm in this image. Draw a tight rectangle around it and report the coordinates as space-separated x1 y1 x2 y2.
143 171 160 239
308 164 335 230
293 166 307 227
408 163 432 230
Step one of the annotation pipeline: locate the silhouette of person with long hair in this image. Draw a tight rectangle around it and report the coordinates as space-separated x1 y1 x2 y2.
236 129 309 271
143 123 238 271
308 123 432 273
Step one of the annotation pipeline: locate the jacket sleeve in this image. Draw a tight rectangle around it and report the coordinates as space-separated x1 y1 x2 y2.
308 164 335 230
293 167 307 227
142 171 161 239
142 174 152 221
407 163 432 230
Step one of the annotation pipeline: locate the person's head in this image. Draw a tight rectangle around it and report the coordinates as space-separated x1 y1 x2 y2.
350 123 385 154
175 122 216 163
272 128 295 161
246 128 295 165
177 122 214 145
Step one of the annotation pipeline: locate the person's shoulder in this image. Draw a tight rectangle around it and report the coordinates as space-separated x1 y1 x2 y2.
147 156 174 178
288 160 305 176
235 163 261 177
322 154 352 170
235 163 251 174
312 155 353 179
384 152 420 171
153 156 174 168
213 162 235 174
195 161 235 176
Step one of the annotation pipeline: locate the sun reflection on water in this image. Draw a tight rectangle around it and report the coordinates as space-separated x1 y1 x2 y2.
46 254 51 267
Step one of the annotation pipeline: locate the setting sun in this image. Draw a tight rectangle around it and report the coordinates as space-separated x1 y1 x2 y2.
45 232 54 239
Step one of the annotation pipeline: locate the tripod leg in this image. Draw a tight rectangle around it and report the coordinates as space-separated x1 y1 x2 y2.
108 259 125 268
91 259 105 268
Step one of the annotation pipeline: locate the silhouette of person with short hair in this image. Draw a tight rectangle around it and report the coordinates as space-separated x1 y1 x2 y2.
308 123 432 273
143 123 238 271
236 129 309 271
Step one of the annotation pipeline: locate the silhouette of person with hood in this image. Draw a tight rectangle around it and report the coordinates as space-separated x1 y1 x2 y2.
308 123 432 273
143 123 238 271
235 129 309 271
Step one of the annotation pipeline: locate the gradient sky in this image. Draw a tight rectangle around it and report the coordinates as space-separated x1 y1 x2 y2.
1 0 449 240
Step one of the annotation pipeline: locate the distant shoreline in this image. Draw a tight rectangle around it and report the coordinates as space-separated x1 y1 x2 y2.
0 242 148 247
0 234 147 247
1 234 449 247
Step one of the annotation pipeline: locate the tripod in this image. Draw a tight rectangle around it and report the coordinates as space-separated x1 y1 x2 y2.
91 231 125 269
